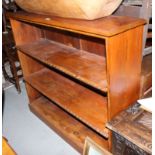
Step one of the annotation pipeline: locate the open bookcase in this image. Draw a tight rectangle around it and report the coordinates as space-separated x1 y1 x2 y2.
7 12 145 152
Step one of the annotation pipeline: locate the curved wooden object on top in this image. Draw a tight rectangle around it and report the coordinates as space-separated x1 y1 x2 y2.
15 0 122 20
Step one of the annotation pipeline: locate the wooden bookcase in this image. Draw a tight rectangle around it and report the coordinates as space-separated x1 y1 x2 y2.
7 11 145 152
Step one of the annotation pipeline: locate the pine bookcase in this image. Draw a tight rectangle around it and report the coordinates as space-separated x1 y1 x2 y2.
7 11 145 153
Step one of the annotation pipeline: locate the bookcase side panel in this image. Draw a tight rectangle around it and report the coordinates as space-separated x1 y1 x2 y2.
9 19 46 102
18 51 44 103
106 26 144 120
10 19 43 45
25 83 42 103
18 51 44 102
17 51 44 76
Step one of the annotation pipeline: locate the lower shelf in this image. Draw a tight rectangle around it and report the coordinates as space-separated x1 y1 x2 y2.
25 68 108 137
29 96 109 153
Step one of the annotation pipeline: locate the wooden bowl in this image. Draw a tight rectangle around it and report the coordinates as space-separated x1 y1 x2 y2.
15 0 123 20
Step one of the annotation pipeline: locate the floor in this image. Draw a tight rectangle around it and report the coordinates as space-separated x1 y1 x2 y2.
2 82 80 155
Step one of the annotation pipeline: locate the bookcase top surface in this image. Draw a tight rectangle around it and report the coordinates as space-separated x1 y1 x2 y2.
7 11 146 38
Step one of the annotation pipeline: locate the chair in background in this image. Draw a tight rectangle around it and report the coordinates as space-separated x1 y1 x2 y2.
2 0 22 93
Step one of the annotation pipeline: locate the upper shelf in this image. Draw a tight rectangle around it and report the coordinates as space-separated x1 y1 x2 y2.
17 39 107 92
6 11 146 38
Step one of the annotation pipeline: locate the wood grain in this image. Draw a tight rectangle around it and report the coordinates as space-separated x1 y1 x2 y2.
140 54 152 98
8 12 146 152
7 12 146 38
30 96 109 153
106 104 152 154
17 51 43 102
106 26 144 119
79 35 106 56
43 27 80 49
25 83 42 103
14 0 122 20
17 39 107 92
44 28 106 56
10 19 43 45
2 138 16 155
25 68 108 137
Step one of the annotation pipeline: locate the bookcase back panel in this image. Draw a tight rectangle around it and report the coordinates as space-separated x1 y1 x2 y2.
42 27 80 49
42 26 106 56
79 35 106 57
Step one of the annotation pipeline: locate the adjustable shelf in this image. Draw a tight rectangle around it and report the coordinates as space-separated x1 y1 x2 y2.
25 68 108 137
8 11 145 152
17 39 107 92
